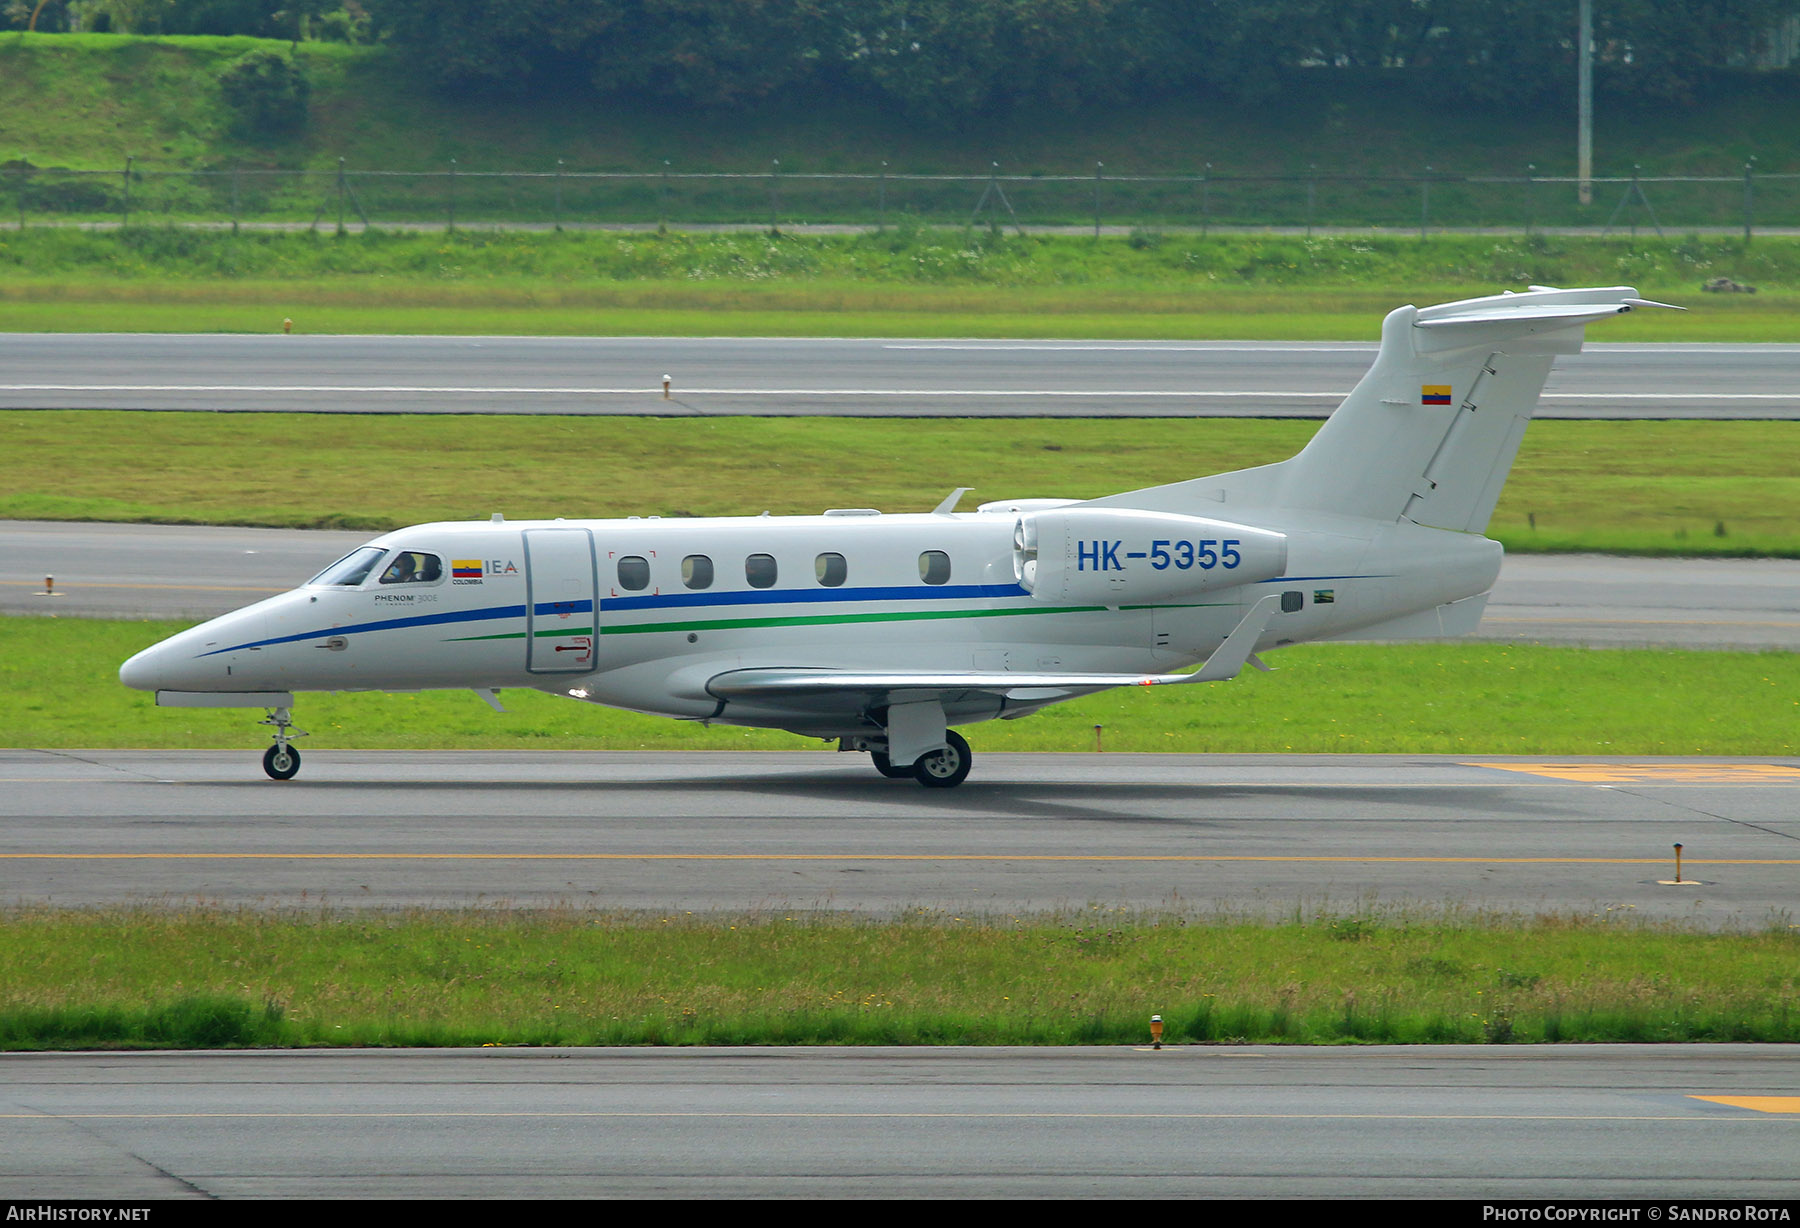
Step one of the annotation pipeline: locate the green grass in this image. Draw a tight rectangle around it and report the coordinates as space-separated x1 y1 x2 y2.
5 412 1796 558
10 616 1795 755
1 906 1795 1049
1 228 1796 337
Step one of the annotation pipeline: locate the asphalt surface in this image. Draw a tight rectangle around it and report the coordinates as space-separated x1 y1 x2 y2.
6 519 1795 650
4 1046 1797 1198
5 334 1797 417
5 750 1796 922
5 328 1795 1200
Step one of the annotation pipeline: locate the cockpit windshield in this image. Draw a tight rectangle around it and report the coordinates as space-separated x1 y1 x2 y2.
307 546 387 587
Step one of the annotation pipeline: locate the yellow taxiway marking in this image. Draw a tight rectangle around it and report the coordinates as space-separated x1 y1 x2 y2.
1477 763 1800 784
4 853 1798 865
1690 1096 1800 1114
0 1111 1782 1123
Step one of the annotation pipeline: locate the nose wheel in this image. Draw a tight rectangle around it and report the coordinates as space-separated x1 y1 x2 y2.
257 706 307 780
262 743 302 780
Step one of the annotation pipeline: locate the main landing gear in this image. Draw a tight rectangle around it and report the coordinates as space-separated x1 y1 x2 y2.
869 730 972 789
257 706 307 780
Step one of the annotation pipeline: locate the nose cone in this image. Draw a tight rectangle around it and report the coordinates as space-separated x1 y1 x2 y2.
119 606 270 693
119 641 170 691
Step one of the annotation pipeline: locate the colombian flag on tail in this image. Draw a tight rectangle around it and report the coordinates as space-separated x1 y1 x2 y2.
1421 385 1453 405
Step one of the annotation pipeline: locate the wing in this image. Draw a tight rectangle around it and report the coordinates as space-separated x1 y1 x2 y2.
704 594 1283 704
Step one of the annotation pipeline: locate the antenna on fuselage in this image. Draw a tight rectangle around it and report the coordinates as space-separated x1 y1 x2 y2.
933 487 974 515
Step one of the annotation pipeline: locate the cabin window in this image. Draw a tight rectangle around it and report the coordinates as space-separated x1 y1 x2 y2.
682 555 713 590
308 546 386 587
378 551 443 585
745 553 778 589
617 555 650 591
919 550 952 585
815 552 847 587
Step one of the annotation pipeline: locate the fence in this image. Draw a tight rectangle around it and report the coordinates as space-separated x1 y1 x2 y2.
5 158 1797 237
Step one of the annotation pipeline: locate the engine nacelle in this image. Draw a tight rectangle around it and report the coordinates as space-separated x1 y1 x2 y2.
1015 508 1288 604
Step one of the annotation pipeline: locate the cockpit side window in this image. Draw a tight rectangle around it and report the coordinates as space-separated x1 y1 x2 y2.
379 551 443 585
308 546 386 587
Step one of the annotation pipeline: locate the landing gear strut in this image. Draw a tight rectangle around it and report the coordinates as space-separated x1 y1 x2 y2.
257 706 307 780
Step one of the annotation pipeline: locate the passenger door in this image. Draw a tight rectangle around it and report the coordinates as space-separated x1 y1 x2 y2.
523 528 598 674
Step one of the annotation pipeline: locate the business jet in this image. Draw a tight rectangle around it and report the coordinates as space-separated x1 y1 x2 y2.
120 285 1672 786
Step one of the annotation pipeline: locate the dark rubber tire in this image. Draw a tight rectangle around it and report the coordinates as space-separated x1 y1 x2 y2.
869 750 913 779
913 730 972 789
263 744 301 781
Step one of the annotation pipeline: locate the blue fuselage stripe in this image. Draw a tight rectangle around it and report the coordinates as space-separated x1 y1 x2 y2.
196 585 1039 655
201 602 535 656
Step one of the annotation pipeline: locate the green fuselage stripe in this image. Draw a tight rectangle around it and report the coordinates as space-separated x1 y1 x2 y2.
438 600 1235 642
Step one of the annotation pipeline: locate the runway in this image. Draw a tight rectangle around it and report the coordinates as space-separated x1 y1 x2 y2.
4 334 1797 417
6 519 1796 649
4 750 1796 921
3 1046 1797 1198
5 330 1795 1202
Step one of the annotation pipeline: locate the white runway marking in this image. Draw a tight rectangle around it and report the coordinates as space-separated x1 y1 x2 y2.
1 384 1789 401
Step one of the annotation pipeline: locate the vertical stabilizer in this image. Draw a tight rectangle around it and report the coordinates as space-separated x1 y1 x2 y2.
1089 286 1677 531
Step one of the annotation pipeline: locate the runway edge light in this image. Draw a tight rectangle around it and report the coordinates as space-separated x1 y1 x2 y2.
1150 1014 1163 1050
1659 841 1700 886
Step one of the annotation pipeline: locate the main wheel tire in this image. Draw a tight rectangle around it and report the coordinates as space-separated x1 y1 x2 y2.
869 750 913 779
262 744 301 781
913 730 972 789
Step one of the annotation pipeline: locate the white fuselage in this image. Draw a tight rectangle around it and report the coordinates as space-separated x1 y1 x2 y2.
121 507 1501 738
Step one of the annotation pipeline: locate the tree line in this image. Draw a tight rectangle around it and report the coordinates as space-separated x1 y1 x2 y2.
8 1 1792 119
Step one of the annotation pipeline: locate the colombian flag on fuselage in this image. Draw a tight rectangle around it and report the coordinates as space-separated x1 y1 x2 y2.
1422 385 1453 405
452 560 483 578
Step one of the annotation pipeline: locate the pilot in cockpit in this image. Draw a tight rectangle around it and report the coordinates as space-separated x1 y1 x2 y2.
379 552 441 584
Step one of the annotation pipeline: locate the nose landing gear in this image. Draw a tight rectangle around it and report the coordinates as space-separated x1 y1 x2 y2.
257 706 307 780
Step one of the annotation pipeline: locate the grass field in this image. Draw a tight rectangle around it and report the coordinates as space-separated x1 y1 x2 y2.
1 228 1797 339
2 907 1795 1050
5 412 1796 557
10 616 1794 755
